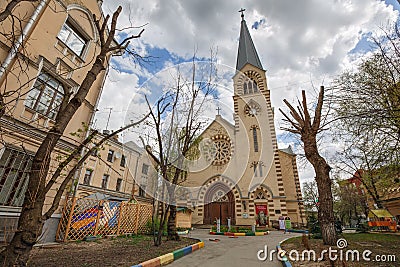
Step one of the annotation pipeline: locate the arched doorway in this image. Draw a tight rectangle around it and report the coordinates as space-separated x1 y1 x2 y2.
203 183 235 225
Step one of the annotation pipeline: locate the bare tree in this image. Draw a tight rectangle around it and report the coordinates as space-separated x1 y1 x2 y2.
0 6 145 266
140 55 217 245
0 0 38 23
279 86 337 245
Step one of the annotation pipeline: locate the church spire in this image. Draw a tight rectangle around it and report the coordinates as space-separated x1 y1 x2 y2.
236 9 263 71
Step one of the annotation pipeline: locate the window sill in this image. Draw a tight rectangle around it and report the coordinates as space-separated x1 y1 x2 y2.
21 106 56 127
55 39 85 66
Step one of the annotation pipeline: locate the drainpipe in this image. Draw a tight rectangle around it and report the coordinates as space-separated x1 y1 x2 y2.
0 0 48 82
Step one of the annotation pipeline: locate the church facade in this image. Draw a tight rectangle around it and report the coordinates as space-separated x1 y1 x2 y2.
180 13 305 227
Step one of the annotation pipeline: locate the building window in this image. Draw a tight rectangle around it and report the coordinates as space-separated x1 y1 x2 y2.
139 186 146 197
83 169 92 185
101 174 109 189
243 79 258 95
142 164 149 175
116 178 122 192
107 150 114 162
252 128 258 152
0 147 32 207
120 155 126 167
25 72 64 120
259 164 263 177
275 209 281 215
57 21 87 56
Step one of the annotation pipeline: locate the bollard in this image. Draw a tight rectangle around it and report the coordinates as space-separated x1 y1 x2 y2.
217 218 221 233
228 218 231 232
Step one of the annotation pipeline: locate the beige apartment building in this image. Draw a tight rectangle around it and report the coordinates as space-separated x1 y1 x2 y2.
181 13 305 227
0 0 113 242
74 133 157 203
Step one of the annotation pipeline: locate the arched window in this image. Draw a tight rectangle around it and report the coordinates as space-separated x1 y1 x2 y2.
253 81 259 92
247 80 253 94
253 128 258 152
243 82 248 94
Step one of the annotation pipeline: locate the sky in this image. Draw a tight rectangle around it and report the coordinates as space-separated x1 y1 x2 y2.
94 0 400 183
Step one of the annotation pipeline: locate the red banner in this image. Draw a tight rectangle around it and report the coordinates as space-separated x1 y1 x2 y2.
256 205 268 226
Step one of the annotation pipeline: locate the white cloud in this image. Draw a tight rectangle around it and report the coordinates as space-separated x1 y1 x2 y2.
95 0 399 182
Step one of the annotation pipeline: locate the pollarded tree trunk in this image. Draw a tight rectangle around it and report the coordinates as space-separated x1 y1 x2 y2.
303 135 337 245
280 86 337 246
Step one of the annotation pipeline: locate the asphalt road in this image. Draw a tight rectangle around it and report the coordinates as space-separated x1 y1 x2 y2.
170 229 300 267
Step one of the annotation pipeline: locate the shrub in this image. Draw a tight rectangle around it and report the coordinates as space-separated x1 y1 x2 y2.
356 222 369 233
146 218 167 235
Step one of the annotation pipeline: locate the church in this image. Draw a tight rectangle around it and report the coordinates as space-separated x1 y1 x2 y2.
179 11 305 227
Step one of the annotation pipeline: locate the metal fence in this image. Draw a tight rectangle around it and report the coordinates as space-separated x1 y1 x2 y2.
56 197 153 241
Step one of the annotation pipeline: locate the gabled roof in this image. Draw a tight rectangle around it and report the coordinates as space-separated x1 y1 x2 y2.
236 17 263 71
279 145 295 155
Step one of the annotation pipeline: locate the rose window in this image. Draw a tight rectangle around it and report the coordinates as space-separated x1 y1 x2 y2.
203 135 232 166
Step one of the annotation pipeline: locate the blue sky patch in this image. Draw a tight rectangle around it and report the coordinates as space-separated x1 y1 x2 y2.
252 18 266 30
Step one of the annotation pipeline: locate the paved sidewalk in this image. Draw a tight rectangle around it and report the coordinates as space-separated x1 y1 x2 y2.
170 229 300 267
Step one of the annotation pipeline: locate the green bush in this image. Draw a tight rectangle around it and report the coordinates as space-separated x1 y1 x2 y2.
356 222 369 233
307 213 322 239
146 218 167 235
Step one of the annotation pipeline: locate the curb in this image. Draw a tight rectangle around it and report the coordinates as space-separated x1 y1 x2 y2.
131 241 204 267
285 229 308 234
209 231 269 236
276 244 292 267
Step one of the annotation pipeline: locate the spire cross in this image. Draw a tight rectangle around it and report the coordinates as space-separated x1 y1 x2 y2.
216 106 221 115
239 8 246 20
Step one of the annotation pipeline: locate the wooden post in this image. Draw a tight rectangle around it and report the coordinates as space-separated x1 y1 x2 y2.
134 204 140 234
55 195 69 241
64 197 77 242
116 202 124 235
93 200 104 236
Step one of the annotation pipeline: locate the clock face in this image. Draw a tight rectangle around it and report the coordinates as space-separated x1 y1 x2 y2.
245 102 261 117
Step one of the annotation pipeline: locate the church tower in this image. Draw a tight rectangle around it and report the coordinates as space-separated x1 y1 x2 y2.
231 10 290 223
182 10 305 227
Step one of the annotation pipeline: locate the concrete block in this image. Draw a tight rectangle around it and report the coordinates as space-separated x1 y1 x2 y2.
158 253 174 266
234 233 245 236
198 241 205 248
191 243 199 251
139 257 160 267
173 248 185 260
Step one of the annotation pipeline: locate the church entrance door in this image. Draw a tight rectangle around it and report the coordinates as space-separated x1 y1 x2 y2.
203 185 235 225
